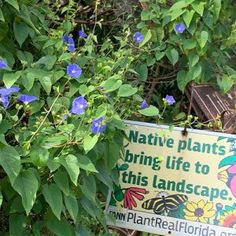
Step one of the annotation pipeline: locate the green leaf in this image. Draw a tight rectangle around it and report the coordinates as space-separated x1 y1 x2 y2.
183 10 195 27
183 39 197 50
118 84 138 97
83 135 98 153
189 63 202 81
138 105 159 116
37 55 57 70
0 146 21 185
217 75 234 93
47 218 73 236
177 70 188 92
198 31 208 48
5 0 19 11
54 170 70 196
9 214 27 236
59 155 80 185
14 22 29 47
169 9 186 21
191 2 205 16
169 0 194 11
42 184 62 220
136 64 148 81
166 48 179 65
22 73 35 91
58 53 72 62
0 190 2 208
77 154 97 172
211 0 221 22
3 71 21 88
39 76 51 95
189 54 199 67
139 29 152 47
155 51 165 61
103 75 122 92
12 169 39 215
0 9 5 22
81 175 96 203
64 194 78 223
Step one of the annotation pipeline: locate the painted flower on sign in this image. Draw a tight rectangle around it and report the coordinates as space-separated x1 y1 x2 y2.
123 187 148 210
184 200 215 223
218 204 236 228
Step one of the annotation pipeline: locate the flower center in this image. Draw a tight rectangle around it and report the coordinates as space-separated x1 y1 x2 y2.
79 104 84 109
194 208 204 217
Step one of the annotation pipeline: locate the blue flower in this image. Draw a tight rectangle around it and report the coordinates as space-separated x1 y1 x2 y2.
67 37 75 52
18 94 37 103
174 23 186 34
62 34 69 43
0 87 20 95
140 100 148 109
70 96 87 115
0 87 20 109
78 30 87 38
133 32 144 43
91 117 106 134
66 64 82 78
0 59 8 69
164 95 176 105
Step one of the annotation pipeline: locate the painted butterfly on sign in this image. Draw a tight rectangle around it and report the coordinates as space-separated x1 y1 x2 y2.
142 191 188 215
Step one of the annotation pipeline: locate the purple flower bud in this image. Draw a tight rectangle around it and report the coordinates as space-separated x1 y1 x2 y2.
164 95 176 105
0 59 7 69
91 117 106 134
62 34 69 43
133 32 144 43
174 23 186 34
78 30 87 38
67 37 75 52
0 87 20 109
140 100 148 109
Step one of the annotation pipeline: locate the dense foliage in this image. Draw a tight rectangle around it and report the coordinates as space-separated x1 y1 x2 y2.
0 0 235 235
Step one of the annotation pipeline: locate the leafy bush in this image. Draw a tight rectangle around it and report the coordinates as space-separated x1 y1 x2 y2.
0 0 235 235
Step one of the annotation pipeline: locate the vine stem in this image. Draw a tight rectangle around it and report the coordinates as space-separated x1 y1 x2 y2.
28 93 61 144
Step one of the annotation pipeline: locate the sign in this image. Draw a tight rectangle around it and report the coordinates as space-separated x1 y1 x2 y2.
106 121 236 236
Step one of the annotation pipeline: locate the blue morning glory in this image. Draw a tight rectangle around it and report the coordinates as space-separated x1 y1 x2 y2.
70 96 87 115
0 59 8 69
18 94 37 103
0 87 20 95
67 37 75 52
140 100 148 109
91 117 106 134
174 23 186 33
78 30 87 38
164 95 176 105
66 64 82 78
133 32 144 43
0 87 20 109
